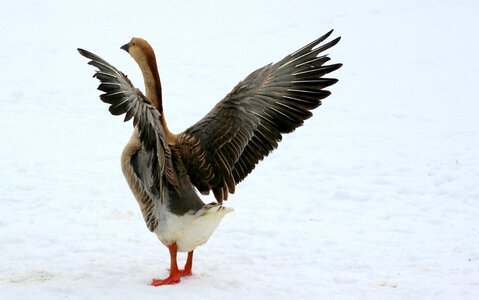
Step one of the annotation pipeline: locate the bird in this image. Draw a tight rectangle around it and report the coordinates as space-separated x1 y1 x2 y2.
78 29 342 286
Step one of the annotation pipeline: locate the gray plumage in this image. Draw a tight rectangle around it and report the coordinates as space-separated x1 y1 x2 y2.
78 30 341 231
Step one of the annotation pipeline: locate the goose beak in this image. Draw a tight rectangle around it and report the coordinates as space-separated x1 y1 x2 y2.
120 42 131 52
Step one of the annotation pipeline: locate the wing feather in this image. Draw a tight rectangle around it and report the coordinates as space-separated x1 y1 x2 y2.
79 48 177 230
174 30 342 203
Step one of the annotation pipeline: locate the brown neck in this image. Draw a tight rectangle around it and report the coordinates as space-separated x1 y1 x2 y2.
144 55 163 111
139 54 177 144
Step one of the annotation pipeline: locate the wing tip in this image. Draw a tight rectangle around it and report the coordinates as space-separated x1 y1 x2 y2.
77 47 90 58
328 36 342 48
324 29 334 39
328 63 343 73
324 29 341 41
312 35 341 54
312 29 340 50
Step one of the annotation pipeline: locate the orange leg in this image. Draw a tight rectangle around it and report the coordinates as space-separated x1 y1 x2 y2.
150 243 181 286
179 251 194 276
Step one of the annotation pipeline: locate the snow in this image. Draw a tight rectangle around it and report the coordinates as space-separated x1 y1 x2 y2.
1 0 478 299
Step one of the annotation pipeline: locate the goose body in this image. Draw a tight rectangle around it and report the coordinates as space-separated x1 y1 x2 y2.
121 130 233 253
78 30 341 285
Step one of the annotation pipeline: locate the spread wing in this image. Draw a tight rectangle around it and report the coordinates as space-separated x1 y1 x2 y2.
78 48 176 231
175 30 342 203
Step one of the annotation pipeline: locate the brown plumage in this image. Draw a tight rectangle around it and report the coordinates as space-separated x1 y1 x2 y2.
78 30 342 285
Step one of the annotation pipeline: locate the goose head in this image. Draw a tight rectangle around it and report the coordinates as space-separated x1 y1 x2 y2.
120 37 156 67
120 37 163 112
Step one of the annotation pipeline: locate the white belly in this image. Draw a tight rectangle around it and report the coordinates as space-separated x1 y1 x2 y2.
154 204 233 252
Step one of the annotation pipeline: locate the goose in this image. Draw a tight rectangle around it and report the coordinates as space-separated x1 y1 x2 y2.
78 30 341 286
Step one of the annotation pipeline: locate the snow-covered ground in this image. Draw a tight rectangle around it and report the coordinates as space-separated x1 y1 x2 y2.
1 1 478 299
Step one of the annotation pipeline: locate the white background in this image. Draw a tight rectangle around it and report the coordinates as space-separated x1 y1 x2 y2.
1 1 478 299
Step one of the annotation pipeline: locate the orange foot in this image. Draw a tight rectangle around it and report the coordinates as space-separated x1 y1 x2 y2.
178 250 193 277
150 244 194 286
150 274 181 286
178 269 192 277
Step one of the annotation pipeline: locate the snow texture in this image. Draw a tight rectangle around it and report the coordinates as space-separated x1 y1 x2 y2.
1 1 478 299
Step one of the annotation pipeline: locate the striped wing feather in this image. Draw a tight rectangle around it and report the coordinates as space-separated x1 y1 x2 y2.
78 48 177 230
175 30 342 202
